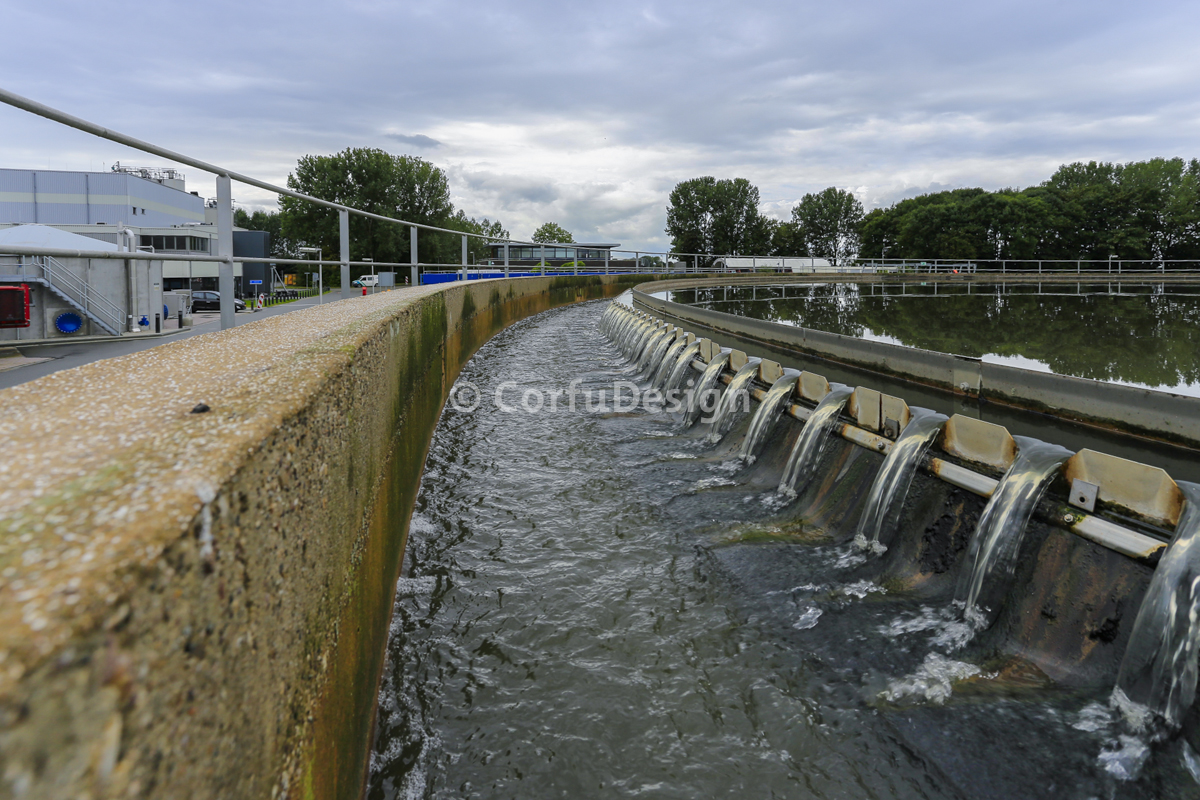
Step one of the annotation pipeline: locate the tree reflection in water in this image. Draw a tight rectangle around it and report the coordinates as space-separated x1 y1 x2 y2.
669 283 1200 393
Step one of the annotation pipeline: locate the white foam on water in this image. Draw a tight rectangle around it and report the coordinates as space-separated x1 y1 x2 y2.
1071 701 1115 733
880 652 983 705
841 580 887 599
831 545 868 570
395 576 438 597
852 532 888 555
878 603 977 651
1098 735 1151 781
793 604 823 630
688 475 738 493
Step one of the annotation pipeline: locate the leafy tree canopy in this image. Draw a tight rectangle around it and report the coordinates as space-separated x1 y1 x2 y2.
279 147 464 268
532 222 574 243
860 158 1200 262
791 188 864 266
665 177 773 263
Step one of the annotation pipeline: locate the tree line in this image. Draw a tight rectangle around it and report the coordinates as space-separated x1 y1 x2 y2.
665 178 864 266
236 147 509 286
666 158 1200 265
241 149 1200 282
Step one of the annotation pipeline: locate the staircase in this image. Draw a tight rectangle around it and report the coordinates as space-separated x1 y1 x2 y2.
0 256 125 336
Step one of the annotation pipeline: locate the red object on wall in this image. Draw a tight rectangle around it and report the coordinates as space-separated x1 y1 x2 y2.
0 284 31 328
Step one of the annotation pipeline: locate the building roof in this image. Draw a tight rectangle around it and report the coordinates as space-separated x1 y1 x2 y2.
0 223 119 251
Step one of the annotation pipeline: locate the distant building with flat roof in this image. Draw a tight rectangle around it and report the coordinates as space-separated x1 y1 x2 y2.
0 165 205 228
486 242 621 266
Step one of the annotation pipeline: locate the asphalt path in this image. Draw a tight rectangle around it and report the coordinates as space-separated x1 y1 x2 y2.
0 291 349 390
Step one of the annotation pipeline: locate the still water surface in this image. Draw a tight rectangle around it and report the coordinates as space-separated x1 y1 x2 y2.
659 283 1200 397
367 300 1193 799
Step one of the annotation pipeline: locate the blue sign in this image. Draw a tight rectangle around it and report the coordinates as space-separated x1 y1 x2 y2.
249 279 263 285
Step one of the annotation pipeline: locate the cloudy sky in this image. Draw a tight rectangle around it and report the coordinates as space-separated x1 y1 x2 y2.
2 0 1197 253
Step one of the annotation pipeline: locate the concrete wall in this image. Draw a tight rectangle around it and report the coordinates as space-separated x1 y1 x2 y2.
0 274 648 800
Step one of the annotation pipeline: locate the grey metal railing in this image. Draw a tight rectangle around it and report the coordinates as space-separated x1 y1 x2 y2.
2 86 1197 331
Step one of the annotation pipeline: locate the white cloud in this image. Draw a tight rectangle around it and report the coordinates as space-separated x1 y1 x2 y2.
0 0 1197 253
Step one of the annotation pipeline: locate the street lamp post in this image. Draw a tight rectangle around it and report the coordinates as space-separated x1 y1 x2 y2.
363 258 374 293
299 247 323 304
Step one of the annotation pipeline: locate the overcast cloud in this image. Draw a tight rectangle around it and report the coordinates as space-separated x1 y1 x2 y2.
2 0 1197 251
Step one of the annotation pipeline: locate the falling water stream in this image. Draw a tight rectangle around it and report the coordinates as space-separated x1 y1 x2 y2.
706 359 762 443
853 409 950 553
682 351 731 428
777 385 853 497
955 436 1074 628
650 337 689 389
368 301 1195 800
663 342 702 395
1118 482 1200 727
641 331 678 379
738 374 800 463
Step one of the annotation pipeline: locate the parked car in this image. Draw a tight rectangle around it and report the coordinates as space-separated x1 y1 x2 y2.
190 291 246 312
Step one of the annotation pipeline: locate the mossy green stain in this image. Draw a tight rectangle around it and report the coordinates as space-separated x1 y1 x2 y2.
299 275 633 800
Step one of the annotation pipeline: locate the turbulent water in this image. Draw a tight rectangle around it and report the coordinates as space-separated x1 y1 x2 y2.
367 300 1199 800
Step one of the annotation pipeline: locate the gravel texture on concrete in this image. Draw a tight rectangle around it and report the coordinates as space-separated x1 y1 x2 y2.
0 287 443 691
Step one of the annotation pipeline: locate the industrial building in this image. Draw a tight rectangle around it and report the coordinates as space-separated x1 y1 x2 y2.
0 224 163 341
0 165 275 340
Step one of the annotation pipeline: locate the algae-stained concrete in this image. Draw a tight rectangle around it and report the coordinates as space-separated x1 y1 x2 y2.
0 274 643 800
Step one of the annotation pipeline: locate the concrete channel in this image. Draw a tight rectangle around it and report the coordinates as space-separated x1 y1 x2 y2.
3 268 1199 798
0 274 649 800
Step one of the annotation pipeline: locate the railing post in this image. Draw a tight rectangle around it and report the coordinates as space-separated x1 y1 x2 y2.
410 226 418 287
603 248 608 274
540 244 545 273
504 242 509 278
339 208 350 299
573 246 578 275
216 174 235 330
461 235 468 281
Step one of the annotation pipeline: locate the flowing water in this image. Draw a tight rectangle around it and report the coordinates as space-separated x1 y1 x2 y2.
706 359 762 443
663 342 702 395
955 436 1074 627
738 374 800 463
641 331 678 380
650 337 689 389
1118 482 1200 727
777 385 853 497
635 328 670 373
682 352 731 428
853 409 949 552
368 301 1197 800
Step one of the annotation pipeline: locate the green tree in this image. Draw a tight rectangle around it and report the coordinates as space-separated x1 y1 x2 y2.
771 219 808 257
442 211 510 264
791 187 864 265
532 222 574 243
279 148 454 277
854 157 1200 264
665 177 773 264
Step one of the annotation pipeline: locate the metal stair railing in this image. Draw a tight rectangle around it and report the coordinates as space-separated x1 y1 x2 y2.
29 255 125 336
